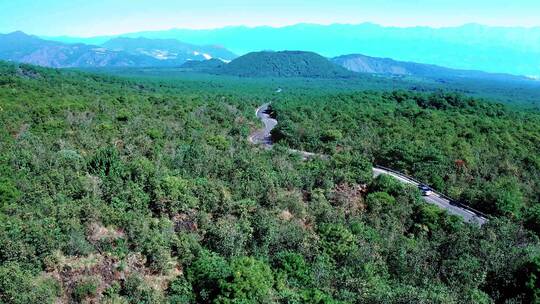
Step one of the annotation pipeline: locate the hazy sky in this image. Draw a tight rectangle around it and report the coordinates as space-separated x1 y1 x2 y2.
1 0 539 36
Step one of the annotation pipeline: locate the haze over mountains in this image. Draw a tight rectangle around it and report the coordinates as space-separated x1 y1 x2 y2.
43 23 540 77
1 29 539 87
0 31 236 68
331 54 533 83
102 37 236 62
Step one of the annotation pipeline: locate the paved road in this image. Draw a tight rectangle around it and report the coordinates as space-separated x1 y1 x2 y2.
249 103 319 159
248 103 276 148
373 168 487 225
250 103 488 225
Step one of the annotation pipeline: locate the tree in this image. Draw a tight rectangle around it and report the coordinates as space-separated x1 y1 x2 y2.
370 174 405 197
318 224 357 262
204 216 252 258
414 204 446 232
188 251 231 303
273 251 311 288
0 178 20 211
152 175 198 215
87 146 124 178
217 257 275 303
524 204 540 236
167 276 195 304
366 191 396 214
523 255 540 303
465 178 524 217
330 152 372 185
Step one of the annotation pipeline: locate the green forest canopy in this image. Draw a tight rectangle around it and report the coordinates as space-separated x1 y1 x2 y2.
0 62 539 303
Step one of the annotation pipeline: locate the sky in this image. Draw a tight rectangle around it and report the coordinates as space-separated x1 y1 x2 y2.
1 0 540 37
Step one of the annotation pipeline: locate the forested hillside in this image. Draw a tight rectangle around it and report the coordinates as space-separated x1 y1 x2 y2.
0 62 539 303
216 51 355 78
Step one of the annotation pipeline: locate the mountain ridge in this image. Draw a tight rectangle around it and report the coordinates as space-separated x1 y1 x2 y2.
41 23 540 76
102 36 236 62
331 53 532 83
3 31 539 86
0 31 236 68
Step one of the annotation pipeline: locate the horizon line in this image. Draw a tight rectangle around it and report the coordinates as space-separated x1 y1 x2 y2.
6 21 539 39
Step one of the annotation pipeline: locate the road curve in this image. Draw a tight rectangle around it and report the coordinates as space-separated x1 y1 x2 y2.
249 103 488 225
248 103 276 148
250 103 320 159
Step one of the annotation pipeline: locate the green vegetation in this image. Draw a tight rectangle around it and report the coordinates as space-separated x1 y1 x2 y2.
271 90 540 220
216 51 355 78
89 66 540 109
0 61 539 303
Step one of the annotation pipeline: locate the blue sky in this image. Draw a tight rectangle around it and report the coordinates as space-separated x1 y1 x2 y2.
1 0 540 36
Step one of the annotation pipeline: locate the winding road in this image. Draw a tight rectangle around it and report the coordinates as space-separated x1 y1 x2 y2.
250 103 488 225
249 103 319 159
248 103 276 148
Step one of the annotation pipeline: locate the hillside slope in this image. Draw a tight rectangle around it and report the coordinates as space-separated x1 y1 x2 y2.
217 51 355 78
102 37 236 62
0 31 155 68
332 54 533 83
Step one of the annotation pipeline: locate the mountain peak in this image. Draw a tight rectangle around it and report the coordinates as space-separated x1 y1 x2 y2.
7 30 29 36
0 30 49 47
217 50 354 78
3 31 35 39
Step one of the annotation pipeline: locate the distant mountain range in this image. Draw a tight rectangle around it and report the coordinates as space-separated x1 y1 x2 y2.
0 31 236 68
1 30 538 85
331 54 533 83
177 51 527 83
102 37 236 62
44 23 540 76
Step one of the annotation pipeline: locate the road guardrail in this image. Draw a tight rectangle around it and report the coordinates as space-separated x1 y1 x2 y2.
374 165 490 220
